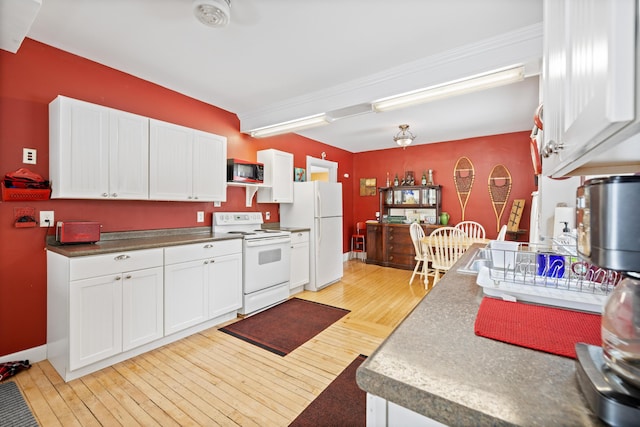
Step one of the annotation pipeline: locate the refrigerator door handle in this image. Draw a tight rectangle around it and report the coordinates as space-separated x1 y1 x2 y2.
316 217 322 244
316 192 322 218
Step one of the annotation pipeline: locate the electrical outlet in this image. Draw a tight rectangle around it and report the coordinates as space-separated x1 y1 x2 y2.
265 211 271 220
40 211 54 228
197 211 205 223
23 148 37 164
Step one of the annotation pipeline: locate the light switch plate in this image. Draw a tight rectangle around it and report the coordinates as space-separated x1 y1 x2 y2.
23 148 37 164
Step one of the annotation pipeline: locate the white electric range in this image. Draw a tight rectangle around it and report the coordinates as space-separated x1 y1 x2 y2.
213 212 291 315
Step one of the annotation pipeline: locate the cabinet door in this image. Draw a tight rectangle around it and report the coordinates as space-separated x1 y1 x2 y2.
366 224 384 264
208 252 242 318
109 109 149 200
257 149 294 203
70 274 123 370
122 267 164 351
149 119 193 201
164 259 208 335
542 0 636 176
192 130 227 202
50 96 110 199
290 232 310 288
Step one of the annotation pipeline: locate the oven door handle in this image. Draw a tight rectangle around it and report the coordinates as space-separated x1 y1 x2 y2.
245 236 291 247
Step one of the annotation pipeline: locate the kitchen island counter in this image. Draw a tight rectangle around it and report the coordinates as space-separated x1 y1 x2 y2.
46 226 242 257
356 244 603 426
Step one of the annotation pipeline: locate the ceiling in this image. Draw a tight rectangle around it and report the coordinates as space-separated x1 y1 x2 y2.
4 0 543 153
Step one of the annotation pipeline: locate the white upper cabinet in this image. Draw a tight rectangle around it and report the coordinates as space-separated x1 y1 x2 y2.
542 0 640 177
50 96 227 202
193 129 227 202
50 96 149 199
149 119 227 202
257 149 294 203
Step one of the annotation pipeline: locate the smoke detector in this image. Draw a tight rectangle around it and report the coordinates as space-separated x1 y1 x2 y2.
193 0 231 28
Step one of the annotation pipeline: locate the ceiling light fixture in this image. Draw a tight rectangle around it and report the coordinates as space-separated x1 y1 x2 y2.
193 0 231 28
247 114 330 138
372 65 525 112
393 124 415 149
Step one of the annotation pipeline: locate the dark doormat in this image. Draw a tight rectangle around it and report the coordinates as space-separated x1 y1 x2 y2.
0 381 39 427
219 298 350 356
289 354 367 427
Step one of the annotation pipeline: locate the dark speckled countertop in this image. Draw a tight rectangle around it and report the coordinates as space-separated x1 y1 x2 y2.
356 244 604 426
46 226 242 257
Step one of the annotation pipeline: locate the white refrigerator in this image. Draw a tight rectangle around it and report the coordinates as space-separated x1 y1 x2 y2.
280 181 343 291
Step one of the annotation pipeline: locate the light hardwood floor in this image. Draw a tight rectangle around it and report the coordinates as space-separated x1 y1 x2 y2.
11 260 429 426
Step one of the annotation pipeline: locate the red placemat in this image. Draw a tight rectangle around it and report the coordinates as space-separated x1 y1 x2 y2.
474 297 602 359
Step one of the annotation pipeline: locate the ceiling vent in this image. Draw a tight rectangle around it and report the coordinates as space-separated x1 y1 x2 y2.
193 0 231 28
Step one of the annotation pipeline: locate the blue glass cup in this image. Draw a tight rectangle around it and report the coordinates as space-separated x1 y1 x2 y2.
536 253 565 278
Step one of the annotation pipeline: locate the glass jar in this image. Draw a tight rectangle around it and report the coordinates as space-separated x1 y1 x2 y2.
601 273 640 388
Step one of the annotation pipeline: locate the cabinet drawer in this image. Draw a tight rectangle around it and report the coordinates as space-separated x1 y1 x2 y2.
70 248 163 281
290 231 309 245
164 239 242 264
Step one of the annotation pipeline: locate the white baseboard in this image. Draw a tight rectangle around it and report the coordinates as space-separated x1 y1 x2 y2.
0 345 47 364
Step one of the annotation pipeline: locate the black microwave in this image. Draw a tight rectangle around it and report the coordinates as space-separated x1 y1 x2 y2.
227 159 264 183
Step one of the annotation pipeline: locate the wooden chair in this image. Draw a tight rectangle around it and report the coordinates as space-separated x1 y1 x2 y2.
426 226 468 285
350 221 366 261
409 222 431 287
455 221 486 241
497 224 508 241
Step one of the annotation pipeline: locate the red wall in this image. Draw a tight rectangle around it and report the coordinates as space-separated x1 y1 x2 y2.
352 132 536 239
0 39 534 357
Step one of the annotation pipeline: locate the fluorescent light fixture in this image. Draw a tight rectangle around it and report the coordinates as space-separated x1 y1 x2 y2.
372 65 525 112
247 114 330 138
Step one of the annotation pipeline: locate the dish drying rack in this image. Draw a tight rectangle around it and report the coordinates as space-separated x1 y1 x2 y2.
476 240 620 313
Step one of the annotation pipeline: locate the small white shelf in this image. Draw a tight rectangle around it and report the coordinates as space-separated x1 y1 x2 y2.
227 182 271 207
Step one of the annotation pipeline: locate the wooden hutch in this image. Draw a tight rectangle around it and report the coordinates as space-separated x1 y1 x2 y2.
366 185 444 270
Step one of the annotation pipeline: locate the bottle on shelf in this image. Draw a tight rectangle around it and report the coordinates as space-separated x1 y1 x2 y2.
427 169 434 185
421 172 427 185
393 174 399 186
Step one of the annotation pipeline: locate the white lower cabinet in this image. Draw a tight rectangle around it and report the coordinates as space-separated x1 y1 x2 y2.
367 394 447 427
47 239 242 382
164 239 242 335
290 231 310 290
48 248 164 377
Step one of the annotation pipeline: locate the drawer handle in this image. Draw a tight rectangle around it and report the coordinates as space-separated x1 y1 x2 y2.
115 276 122 280
389 235 394 240
125 275 132 279
204 244 214 249
114 254 130 261
111 193 118 198
210 259 215 263
204 260 209 264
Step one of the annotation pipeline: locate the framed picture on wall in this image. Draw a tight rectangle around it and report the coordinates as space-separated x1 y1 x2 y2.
294 168 306 182
360 178 377 196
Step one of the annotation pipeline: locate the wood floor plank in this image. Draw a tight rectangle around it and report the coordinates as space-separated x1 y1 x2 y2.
13 261 425 426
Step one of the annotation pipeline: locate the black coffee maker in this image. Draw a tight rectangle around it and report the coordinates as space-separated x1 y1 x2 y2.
574 176 640 426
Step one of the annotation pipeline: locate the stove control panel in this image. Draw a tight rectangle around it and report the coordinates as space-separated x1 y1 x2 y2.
214 212 263 226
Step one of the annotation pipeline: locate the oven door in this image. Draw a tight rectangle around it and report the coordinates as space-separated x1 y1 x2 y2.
243 236 291 293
